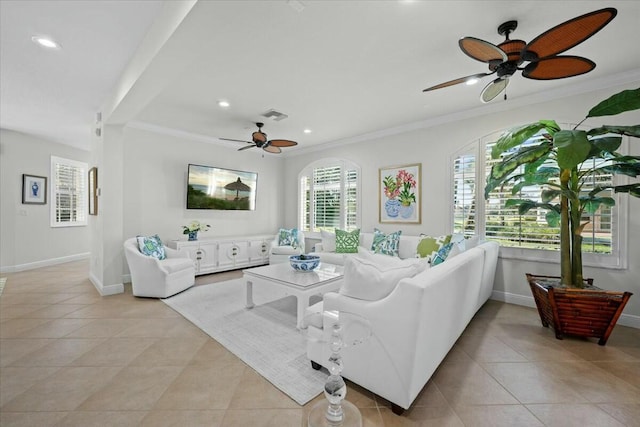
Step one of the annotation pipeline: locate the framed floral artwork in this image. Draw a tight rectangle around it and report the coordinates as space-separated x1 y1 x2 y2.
379 163 421 224
22 174 47 205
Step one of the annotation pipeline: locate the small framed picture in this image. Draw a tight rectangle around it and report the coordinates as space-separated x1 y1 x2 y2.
88 167 98 215
22 174 47 205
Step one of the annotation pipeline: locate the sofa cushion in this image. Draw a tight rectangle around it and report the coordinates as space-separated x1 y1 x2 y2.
270 245 301 256
336 228 360 253
371 228 402 257
137 234 166 260
416 234 452 261
465 235 481 249
321 230 336 253
431 242 454 266
278 228 300 247
340 252 427 301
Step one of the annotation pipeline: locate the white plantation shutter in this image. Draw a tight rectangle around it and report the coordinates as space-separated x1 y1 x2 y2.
452 153 477 236
313 166 341 230
300 175 311 232
344 167 358 230
299 160 360 233
50 156 88 227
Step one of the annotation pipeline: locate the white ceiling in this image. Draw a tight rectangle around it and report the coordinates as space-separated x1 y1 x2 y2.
2 1 639 153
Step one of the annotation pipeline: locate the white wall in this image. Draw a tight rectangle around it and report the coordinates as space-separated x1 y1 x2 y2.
121 126 284 247
282 82 640 324
0 129 90 272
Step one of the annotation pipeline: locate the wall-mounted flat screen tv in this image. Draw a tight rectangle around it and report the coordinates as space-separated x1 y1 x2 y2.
187 164 257 210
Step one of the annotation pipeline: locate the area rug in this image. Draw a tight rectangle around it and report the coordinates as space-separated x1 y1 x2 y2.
162 279 326 405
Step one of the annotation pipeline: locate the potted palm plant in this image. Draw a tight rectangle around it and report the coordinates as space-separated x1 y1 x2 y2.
484 87 639 345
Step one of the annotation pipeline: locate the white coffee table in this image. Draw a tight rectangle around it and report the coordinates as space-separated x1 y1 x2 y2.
243 262 344 329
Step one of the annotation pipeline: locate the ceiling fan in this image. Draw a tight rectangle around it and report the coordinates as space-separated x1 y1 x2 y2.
220 122 298 154
422 7 617 103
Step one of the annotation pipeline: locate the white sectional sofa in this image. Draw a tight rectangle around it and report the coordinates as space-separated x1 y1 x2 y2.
306 240 499 414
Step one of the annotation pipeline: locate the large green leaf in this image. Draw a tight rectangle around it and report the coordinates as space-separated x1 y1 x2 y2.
504 199 557 215
504 199 537 215
587 88 640 118
582 197 615 214
611 155 640 162
614 183 640 197
484 142 553 198
588 136 623 155
588 186 612 198
524 152 552 175
554 130 591 170
541 189 561 202
545 210 560 227
510 166 559 194
602 163 640 177
491 121 558 159
588 125 640 138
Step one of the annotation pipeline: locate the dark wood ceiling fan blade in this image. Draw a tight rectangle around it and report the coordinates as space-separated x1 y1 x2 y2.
459 37 508 63
423 72 493 92
521 8 617 61
238 144 256 151
221 137 252 143
263 145 282 154
269 139 298 147
523 56 595 80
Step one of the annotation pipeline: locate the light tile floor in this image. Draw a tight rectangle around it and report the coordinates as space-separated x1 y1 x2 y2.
1 260 639 426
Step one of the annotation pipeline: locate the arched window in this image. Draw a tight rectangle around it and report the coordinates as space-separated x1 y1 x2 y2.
451 127 628 269
298 158 361 233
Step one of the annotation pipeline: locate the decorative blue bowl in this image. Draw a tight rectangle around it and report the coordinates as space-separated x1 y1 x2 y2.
289 254 320 272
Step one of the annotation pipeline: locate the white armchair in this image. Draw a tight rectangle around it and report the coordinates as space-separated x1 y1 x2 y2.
123 238 195 298
269 230 305 264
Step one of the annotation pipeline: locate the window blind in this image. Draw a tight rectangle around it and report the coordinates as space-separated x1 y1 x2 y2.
452 154 477 237
50 156 88 227
299 160 360 233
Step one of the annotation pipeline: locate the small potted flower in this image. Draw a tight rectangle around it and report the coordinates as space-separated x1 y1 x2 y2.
383 174 402 217
397 169 417 218
182 220 211 241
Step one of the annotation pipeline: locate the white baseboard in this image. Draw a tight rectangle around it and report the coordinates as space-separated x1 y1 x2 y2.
491 290 639 329
89 272 124 296
0 253 90 274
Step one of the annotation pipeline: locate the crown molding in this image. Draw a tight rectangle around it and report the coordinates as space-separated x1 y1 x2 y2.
288 69 640 157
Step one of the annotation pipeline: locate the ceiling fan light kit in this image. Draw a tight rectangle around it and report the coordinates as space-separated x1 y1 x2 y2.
423 7 617 102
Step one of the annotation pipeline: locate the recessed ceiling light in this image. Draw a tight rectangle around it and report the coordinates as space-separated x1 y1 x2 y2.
303 129 312 134
31 35 61 50
218 100 230 108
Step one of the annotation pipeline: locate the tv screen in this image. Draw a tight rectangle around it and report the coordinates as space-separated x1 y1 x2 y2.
187 164 257 210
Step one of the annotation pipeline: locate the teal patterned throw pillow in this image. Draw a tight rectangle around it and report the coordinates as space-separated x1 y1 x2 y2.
335 229 360 253
431 242 454 266
137 234 166 260
371 228 402 256
278 228 299 247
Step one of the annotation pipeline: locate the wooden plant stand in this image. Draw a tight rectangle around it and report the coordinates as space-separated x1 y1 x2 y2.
526 274 632 346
